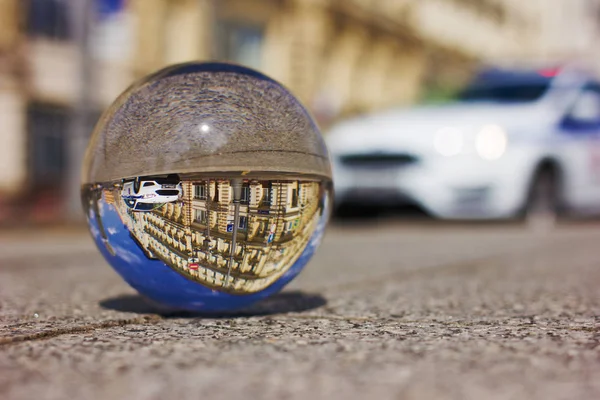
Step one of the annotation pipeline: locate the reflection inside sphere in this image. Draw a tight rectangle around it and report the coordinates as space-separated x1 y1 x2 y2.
84 173 328 297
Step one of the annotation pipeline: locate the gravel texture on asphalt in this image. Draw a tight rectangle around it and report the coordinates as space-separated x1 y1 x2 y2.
1 222 599 400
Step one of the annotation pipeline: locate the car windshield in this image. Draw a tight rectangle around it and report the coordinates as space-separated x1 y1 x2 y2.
134 203 162 211
457 83 550 103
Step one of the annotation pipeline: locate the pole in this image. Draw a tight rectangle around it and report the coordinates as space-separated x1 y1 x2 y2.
204 179 212 249
66 0 95 221
225 179 242 287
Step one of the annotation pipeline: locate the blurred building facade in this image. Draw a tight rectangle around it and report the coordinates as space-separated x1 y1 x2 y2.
1 0 599 222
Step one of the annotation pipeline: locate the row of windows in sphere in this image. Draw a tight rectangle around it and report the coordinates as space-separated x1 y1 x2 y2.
193 184 300 208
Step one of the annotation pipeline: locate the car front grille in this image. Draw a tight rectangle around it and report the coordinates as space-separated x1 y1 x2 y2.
156 189 180 196
339 153 419 168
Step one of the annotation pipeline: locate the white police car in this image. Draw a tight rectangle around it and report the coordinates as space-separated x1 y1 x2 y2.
121 174 183 212
327 66 600 222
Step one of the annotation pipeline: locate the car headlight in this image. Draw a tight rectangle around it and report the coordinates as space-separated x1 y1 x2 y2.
475 125 507 160
434 127 463 157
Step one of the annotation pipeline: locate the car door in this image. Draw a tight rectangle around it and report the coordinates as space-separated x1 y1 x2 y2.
559 82 600 215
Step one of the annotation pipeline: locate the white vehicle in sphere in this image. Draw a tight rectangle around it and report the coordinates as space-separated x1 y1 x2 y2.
121 175 183 212
327 66 600 222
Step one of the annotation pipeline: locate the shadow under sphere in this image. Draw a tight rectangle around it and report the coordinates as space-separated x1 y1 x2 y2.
99 291 327 318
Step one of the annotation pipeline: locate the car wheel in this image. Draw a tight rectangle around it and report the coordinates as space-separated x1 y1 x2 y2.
523 167 560 231
133 177 141 193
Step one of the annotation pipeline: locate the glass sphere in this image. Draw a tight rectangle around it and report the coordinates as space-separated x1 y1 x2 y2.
81 62 332 312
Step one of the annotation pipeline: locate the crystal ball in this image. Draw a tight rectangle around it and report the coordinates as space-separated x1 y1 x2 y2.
81 62 332 312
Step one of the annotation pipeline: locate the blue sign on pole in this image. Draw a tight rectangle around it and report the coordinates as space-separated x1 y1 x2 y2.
226 224 234 233
267 233 274 244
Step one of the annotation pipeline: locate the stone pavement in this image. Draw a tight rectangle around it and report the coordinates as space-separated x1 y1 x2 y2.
0 222 599 400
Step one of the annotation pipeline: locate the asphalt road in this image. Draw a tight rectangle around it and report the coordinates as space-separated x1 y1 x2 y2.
1 221 599 400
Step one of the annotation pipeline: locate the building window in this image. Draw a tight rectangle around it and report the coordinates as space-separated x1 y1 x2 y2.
286 220 298 233
291 188 298 207
217 21 264 70
238 216 248 230
26 0 72 40
27 103 70 191
262 182 273 205
195 209 207 223
259 221 269 235
214 183 220 202
194 184 207 199
241 185 250 204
